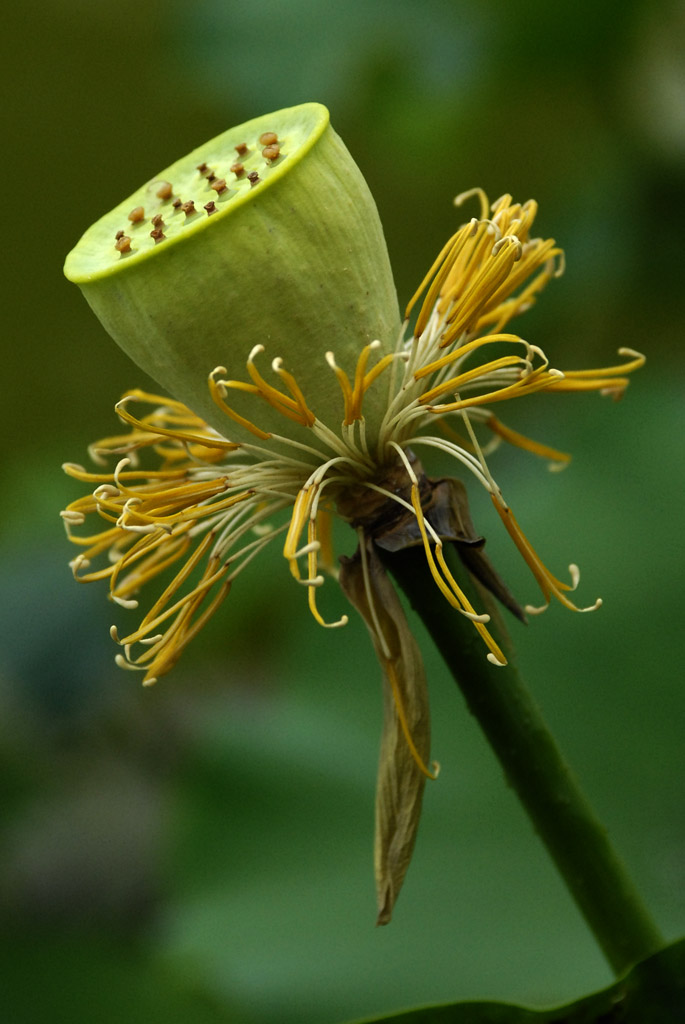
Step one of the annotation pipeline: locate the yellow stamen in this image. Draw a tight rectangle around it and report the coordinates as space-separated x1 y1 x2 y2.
283 487 311 579
116 538 229 647
325 350 354 419
405 224 475 334
245 346 315 426
439 235 523 347
62 463 188 485
491 494 601 613
126 561 233 685
387 442 507 666
410 481 507 666
424 367 563 413
413 332 526 381
418 355 530 405
140 577 233 688
272 358 316 426
115 392 238 451
110 531 193 601
541 349 645 398
209 367 272 440
305 517 348 628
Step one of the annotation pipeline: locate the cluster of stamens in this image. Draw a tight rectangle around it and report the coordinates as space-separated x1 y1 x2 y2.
111 130 284 258
66 191 644 707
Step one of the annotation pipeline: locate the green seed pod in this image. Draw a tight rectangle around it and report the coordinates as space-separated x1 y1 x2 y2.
64 102 400 443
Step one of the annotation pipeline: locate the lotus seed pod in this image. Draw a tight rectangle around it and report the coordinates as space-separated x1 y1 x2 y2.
64 102 401 443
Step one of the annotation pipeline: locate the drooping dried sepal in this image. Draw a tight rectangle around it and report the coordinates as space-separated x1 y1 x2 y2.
64 103 400 444
339 539 431 925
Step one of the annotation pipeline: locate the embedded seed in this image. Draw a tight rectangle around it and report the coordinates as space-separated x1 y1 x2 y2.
262 144 280 161
196 162 209 174
150 228 165 244
210 178 228 194
258 131 278 146
151 214 164 228
204 201 217 216
172 198 183 209
247 171 260 186
235 142 248 155
156 181 173 200
128 206 145 223
115 229 125 240
230 161 245 177
181 201 196 216
115 235 131 253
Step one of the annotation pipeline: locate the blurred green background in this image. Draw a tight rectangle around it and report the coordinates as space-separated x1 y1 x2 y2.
1 1 684 1022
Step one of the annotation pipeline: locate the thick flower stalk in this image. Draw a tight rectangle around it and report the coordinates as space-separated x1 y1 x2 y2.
62 103 643 922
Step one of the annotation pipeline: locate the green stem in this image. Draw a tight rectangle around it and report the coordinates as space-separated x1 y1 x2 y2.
381 542 665 976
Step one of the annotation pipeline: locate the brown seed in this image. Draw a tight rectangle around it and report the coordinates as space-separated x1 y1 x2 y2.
235 142 248 155
181 200 196 216
210 178 228 194
150 228 165 244
204 201 217 216
205 172 216 183
230 161 245 177
259 131 278 146
172 198 183 209
115 229 125 240
196 162 209 174
128 206 145 223
115 235 131 253
156 181 173 200
262 143 280 161
151 214 164 228
247 171 260 186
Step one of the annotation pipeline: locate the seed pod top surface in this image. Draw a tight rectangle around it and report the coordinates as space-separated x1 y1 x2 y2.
64 104 330 283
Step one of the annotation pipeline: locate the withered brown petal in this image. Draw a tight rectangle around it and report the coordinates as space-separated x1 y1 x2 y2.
339 540 431 925
440 478 527 623
373 475 526 623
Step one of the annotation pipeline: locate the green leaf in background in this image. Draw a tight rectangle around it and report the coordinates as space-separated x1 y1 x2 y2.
349 938 685 1023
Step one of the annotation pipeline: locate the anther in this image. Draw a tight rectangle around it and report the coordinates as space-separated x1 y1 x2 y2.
259 131 278 146
247 171 260 186
156 181 173 200
230 161 245 177
210 178 228 194
235 142 248 155
115 235 132 253
180 200 196 217
204 201 217 216
262 143 280 161
60 509 85 525
128 206 145 223
150 228 165 244
487 653 507 667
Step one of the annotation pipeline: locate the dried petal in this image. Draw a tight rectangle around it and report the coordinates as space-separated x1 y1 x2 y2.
340 539 431 924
